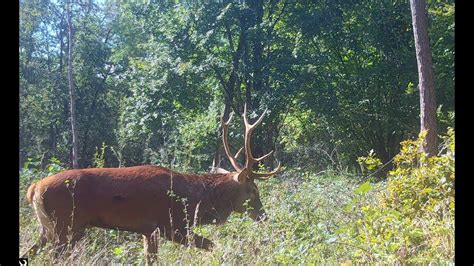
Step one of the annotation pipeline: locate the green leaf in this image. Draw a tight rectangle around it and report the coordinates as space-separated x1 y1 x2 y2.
113 246 123 256
422 188 433 194
343 203 353 212
354 181 372 194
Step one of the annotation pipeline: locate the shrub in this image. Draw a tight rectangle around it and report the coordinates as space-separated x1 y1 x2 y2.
92 142 108 168
357 149 383 176
340 128 455 264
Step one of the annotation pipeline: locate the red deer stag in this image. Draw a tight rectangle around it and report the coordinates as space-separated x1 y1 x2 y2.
23 105 281 264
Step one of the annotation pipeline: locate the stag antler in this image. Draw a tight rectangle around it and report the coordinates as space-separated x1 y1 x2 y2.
242 104 281 179
221 113 243 172
221 104 281 180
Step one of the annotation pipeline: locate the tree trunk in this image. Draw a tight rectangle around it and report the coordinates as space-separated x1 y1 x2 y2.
410 0 438 157
67 0 79 168
247 0 266 164
212 13 248 171
250 0 264 95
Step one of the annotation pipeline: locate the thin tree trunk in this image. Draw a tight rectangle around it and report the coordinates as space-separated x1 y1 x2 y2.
251 0 264 95
67 0 79 168
212 14 248 171
410 0 438 157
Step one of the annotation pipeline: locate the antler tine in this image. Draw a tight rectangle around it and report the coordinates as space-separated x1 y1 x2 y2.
252 108 268 128
221 112 243 172
222 112 234 125
235 147 244 159
243 104 268 129
221 104 281 179
249 161 282 180
255 150 273 162
242 103 271 169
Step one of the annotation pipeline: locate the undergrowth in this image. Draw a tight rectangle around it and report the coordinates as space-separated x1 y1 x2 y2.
20 169 359 265
340 129 455 264
19 129 454 265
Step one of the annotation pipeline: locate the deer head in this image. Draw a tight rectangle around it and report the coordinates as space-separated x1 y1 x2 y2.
220 104 281 221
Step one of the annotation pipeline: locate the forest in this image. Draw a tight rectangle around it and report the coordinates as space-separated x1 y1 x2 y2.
20 0 454 264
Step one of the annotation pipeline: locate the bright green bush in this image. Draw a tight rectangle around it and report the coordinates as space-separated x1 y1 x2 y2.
357 149 383 175
92 142 108 168
341 128 455 264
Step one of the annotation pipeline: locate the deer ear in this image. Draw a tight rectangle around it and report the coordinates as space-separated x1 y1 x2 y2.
233 169 249 184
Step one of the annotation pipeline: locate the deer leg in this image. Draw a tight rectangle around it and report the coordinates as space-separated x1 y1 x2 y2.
143 232 160 266
192 234 214 250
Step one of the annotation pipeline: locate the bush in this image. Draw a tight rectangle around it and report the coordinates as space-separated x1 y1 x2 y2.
357 149 383 176
172 103 219 172
340 129 455 264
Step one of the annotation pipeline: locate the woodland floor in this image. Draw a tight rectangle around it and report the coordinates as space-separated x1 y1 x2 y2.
20 170 365 265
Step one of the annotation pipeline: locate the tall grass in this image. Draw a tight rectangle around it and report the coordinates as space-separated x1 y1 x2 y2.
20 129 455 265
20 170 361 265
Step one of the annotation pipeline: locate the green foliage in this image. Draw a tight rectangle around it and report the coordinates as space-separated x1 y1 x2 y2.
23 156 65 176
428 1 454 131
357 149 382 175
46 157 65 175
279 110 313 152
19 1 455 263
20 0 122 168
20 0 454 173
354 181 372 195
92 142 108 168
279 108 342 171
20 157 65 194
340 129 455 264
113 246 123 256
173 102 220 171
